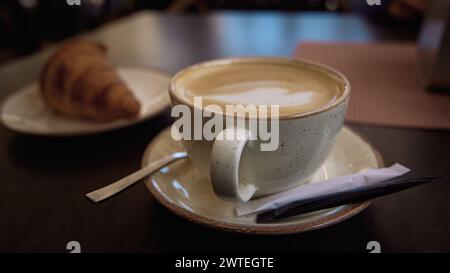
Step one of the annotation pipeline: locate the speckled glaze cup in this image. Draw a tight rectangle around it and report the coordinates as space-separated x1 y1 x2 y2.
169 57 350 202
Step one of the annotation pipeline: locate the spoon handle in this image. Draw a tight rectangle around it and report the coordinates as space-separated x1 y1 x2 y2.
86 152 187 203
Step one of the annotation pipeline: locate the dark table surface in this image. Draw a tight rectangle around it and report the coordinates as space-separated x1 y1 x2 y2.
1 11 449 253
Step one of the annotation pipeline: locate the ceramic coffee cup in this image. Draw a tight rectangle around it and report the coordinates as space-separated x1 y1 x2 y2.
169 57 350 202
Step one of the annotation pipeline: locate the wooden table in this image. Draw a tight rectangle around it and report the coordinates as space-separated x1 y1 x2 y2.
1 11 449 253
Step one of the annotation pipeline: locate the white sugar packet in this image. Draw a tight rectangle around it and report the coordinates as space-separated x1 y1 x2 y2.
236 163 410 216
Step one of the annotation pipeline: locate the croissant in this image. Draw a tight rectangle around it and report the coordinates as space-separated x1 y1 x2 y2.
40 39 140 121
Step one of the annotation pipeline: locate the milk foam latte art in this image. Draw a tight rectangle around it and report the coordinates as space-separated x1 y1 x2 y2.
176 60 341 116
169 57 349 201
170 59 343 151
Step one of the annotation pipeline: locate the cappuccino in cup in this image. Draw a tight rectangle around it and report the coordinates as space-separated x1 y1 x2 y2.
174 61 343 117
170 57 349 201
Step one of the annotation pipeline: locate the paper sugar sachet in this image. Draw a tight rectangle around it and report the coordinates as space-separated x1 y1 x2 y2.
236 164 410 216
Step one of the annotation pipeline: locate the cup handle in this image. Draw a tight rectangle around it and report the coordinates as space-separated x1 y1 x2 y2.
210 127 257 202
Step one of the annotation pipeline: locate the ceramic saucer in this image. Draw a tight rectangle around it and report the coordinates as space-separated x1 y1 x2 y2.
0 66 171 136
143 126 382 235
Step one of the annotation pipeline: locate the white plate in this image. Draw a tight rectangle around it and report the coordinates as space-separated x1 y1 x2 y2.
142 126 382 235
0 66 171 136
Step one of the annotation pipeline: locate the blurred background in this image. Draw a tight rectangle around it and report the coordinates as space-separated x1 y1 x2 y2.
0 0 426 64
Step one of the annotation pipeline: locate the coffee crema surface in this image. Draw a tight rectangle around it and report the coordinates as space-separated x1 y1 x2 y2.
174 60 345 116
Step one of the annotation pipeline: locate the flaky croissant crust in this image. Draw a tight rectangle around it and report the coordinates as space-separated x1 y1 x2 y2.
41 39 141 121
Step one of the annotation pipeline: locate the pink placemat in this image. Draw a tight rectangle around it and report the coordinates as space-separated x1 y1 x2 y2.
294 42 450 130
